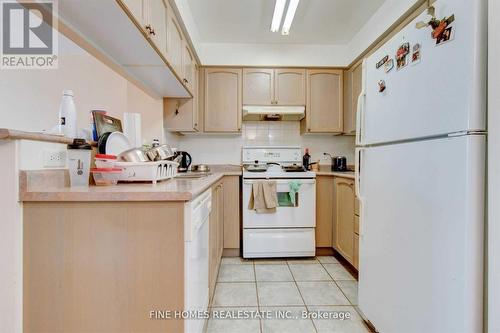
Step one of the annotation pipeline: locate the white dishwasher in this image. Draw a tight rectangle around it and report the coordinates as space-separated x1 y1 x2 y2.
184 189 211 333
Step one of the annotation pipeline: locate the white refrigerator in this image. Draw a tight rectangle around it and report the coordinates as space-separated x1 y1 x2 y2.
355 0 486 332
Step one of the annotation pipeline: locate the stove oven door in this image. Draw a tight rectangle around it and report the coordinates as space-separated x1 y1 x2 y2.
243 178 316 228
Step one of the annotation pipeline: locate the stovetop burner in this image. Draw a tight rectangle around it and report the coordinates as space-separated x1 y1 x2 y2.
282 164 306 172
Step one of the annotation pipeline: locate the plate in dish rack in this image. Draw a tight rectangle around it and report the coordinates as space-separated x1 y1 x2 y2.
105 132 132 156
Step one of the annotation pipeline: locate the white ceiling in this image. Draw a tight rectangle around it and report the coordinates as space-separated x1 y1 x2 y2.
186 0 386 45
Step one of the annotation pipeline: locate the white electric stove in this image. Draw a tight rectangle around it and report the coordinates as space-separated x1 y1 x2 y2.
242 146 316 258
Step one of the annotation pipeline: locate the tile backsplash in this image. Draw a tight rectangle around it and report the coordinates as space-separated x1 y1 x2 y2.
174 121 355 165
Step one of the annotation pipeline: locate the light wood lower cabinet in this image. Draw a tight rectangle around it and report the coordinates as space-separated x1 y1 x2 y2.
316 176 334 247
23 202 185 333
222 176 241 251
209 180 224 301
209 176 241 301
334 177 355 264
316 176 360 269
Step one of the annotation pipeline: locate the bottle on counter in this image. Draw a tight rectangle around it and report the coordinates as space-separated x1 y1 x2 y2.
303 148 311 170
58 90 77 138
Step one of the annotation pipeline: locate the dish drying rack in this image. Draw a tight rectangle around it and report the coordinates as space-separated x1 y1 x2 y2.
115 160 178 184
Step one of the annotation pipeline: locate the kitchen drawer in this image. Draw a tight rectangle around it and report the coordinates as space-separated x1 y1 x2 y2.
243 228 315 258
355 198 360 216
354 215 359 235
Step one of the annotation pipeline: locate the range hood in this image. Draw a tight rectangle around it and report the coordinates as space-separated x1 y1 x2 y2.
242 106 305 121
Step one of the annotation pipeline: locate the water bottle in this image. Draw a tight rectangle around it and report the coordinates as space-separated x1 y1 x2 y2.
58 90 77 138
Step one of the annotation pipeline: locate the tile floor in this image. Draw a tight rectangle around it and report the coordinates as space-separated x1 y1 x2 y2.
206 256 372 333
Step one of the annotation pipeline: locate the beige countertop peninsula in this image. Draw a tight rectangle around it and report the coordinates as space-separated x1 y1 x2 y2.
20 165 242 202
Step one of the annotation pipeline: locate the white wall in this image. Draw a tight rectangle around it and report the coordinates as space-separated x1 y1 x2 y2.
197 43 350 67
175 122 355 166
488 0 500 332
346 0 420 62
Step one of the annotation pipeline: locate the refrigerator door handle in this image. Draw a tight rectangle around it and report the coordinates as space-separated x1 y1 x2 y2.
355 147 364 200
355 93 365 146
355 59 367 146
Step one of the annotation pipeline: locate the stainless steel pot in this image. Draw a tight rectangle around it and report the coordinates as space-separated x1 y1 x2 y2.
146 144 175 161
191 164 211 173
118 148 150 162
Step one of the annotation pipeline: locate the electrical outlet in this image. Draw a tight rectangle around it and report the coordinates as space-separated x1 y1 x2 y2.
43 149 67 168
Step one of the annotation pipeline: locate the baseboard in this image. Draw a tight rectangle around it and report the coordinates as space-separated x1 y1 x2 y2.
222 248 240 257
315 247 334 256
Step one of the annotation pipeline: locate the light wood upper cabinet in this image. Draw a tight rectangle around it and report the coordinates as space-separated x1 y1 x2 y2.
275 68 306 105
243 68 305 106
164 66 199 132
302 69 343 134
121 0 145 26
147 0 167 57
122 0 167 57
243 68 274 105
182 42 196 93
344 62 362 134
204 68 242 132
334 177 355 264
167 8 184 78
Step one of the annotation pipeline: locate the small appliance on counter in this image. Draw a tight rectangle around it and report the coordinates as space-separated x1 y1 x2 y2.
323 153 348 171
175 151 192 172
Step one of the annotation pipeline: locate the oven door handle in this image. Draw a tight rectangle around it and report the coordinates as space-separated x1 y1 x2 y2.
243 179 316 185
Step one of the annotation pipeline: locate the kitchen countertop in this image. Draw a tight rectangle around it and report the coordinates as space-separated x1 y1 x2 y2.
20 165 242 202
19 164 356 202
0 128 97 146
314 165 355 179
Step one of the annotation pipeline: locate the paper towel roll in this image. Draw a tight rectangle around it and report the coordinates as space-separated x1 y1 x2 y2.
123 113 142 148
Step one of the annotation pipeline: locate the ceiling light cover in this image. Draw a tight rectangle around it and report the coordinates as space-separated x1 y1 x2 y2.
270 0 286 32
282 0 300 35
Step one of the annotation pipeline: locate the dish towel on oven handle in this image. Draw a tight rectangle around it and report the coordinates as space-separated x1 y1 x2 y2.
248 181 278 213
288 180 302 206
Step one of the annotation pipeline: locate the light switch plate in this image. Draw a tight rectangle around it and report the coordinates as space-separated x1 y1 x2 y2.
43 149 67 168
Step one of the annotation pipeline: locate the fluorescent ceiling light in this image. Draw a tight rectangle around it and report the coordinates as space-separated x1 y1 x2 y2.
281 0 299 35
270 0 286 32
